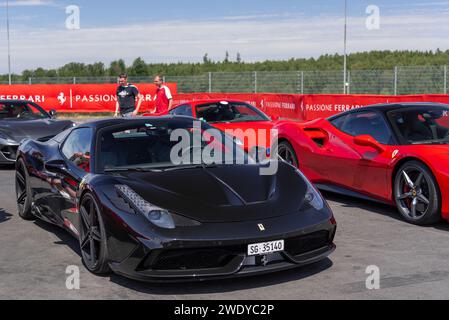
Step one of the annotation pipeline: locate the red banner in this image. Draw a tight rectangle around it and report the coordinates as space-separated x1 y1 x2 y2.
176 93 449 121
302 94 449 120
174 93 305 121
2 84 449 121
0 83 178 113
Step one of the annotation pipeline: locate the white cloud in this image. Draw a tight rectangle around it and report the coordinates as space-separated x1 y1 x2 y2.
0 11 449 73
0 0 55 7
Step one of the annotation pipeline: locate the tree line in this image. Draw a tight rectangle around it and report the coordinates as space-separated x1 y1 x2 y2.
2 50 449 82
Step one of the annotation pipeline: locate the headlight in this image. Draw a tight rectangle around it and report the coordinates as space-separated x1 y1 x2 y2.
296 169 324 211
115 185 201 229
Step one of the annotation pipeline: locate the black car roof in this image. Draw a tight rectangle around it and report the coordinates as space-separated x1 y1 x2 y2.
327 102 449 120
79 115 197 130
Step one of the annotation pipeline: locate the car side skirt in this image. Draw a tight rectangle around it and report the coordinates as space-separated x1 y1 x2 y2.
315 183 392 206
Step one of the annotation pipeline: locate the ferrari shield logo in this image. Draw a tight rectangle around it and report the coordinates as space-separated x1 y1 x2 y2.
258 224 266 231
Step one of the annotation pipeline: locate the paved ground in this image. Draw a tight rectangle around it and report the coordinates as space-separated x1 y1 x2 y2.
2 165 449 300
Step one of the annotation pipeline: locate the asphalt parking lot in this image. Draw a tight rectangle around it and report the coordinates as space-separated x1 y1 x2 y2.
2 165 449 300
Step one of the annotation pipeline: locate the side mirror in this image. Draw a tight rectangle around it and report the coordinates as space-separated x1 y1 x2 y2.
49 109 57 118
354 135 386 153
45 159 68 174
271 115 280 121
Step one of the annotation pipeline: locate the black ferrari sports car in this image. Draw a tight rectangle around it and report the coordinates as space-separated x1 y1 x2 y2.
0 100 75 164
16 116 336 282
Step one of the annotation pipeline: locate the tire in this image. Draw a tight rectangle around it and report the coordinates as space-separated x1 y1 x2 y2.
15 158 34 220
394 160 441 225
78 193 111 275
277 141 299 168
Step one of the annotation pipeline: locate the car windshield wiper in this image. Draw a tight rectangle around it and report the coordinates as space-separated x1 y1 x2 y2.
159 163 219 172
104 163 221 173
104 167 159 173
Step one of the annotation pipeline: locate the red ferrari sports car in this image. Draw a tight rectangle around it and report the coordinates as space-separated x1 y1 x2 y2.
274 102 449 225
145 100 277 160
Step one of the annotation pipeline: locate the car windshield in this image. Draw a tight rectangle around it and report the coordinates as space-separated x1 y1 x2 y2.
0 102 49 120
196 102 269 124
387 106 449 145
98 120 254 172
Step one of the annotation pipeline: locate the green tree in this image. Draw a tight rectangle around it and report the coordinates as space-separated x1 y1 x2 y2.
58 63 87 77
109 59 126 76
128 57 148 76
7 50 449 80
224 51 230 64
236 52 242 64
203 53 211 64
87 62 106 76
34 68 47 77
21 69 33 81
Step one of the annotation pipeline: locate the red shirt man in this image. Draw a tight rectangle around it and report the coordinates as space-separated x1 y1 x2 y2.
154 75 173 114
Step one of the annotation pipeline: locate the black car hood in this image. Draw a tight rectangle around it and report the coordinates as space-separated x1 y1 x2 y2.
113 162 308 223
0 119 73 142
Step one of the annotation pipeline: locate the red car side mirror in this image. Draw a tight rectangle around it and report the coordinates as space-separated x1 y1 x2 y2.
271 115 280 121
354 135 386 153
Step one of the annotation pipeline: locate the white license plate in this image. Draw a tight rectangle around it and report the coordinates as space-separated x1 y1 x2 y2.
247 240 285 256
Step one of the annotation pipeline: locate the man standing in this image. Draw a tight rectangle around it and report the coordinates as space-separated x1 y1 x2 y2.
153 75 173 114
115 74 143 117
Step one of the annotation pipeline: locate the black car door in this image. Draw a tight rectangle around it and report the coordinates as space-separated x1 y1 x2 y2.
39 127 93 234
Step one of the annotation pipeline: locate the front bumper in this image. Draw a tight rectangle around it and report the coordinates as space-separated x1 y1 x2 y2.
108 218 337 283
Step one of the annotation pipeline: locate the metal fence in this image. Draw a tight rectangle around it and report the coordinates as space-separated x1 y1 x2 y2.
1 66 448 95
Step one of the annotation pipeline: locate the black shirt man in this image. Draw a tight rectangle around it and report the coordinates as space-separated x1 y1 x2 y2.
115 74 143 117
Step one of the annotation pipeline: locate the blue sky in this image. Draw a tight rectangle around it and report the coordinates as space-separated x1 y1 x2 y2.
1 0 449 72
3 0 445 28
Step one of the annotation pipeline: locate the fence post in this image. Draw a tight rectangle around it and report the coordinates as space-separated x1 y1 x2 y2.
73 77 76 85
254 71 258 93
347 71 351 94
301 71 304 94
444 65 447 94
28 77 32 85
208 72 212 93
394 66 398 95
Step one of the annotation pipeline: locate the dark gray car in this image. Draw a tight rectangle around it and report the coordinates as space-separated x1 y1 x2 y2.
0 100 75 164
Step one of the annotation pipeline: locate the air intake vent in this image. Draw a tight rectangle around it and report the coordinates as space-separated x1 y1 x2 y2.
1 146 18 161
